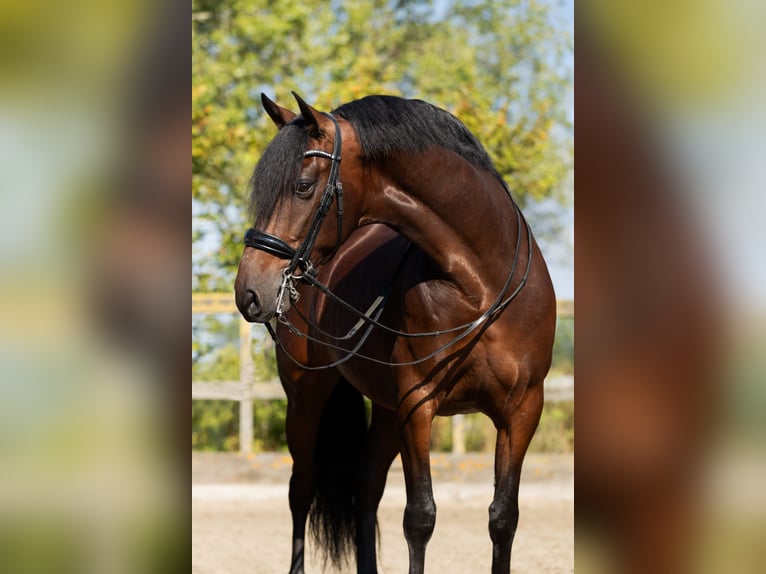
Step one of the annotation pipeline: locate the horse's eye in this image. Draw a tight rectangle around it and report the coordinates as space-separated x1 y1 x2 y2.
296 180 315 198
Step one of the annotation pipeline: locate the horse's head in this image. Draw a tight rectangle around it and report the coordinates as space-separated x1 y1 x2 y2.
235 93 361 323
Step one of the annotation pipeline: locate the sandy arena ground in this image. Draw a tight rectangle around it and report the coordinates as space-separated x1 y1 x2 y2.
192 452 573 573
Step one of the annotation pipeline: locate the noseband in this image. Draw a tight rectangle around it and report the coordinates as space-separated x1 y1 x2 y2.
243 112 344 277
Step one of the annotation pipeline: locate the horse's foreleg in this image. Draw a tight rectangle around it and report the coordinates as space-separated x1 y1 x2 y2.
398 400 437 574
489 383 544 574
287 475 310 574
285 385 334 574
355 404 400 574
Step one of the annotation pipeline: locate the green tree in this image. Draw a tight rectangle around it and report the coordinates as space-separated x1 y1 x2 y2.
192 0 572 291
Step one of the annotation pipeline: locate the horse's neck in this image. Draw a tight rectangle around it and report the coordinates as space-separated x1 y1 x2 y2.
368 151 519 306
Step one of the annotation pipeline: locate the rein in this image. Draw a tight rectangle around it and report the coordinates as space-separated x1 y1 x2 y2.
266 206 532 370
244 113 533 369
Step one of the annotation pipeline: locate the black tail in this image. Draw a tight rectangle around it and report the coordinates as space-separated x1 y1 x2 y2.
309 379 368 569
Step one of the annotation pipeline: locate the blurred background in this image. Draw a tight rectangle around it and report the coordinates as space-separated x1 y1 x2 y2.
576 0 766 572
0 0 188 572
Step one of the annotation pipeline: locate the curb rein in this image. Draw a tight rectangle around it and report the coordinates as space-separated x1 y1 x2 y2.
242 113 532 369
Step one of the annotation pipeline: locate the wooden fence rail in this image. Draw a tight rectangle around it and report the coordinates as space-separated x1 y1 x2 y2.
193 293 573 455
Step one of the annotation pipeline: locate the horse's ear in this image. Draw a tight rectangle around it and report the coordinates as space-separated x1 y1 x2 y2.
292 91 325 135
261 93 296 129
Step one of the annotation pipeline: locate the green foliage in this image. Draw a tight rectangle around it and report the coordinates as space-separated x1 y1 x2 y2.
192 315 278 383
252 335 279 381
430 399 573 453
192 315 282 452
192 314 239 373
430 415 495 452
430 417 453 452
464 415 496 452
193 343 240 382
192 399 239 451
193 0 572 290
551 316 574 375
191 398 287 452
528 400 574 453
251 399 288 452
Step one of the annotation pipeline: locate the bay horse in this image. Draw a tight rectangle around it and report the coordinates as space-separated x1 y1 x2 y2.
234 93 556 574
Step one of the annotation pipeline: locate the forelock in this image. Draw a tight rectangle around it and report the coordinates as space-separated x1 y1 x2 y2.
248 121 310 226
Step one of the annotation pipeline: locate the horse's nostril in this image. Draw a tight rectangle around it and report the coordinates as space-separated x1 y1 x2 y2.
246 289 262 319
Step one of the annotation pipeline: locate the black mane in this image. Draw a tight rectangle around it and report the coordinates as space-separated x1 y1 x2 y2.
334 96 502 180
249 95 505 225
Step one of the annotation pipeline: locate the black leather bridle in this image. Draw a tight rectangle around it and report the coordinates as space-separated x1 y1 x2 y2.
243 112 344 278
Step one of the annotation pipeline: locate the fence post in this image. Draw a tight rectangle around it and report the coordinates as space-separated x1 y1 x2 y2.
451 414 466 454
239 317 254 455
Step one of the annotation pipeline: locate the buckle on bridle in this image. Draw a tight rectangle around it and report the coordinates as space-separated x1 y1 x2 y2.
276 269 301 317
